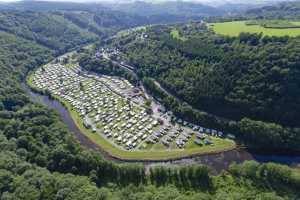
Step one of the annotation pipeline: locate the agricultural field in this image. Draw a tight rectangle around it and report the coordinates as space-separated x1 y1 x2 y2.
245 20 300 29
210 20 300 37
28 54 235 160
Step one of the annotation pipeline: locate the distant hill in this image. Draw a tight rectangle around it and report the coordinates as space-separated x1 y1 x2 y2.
246 1 300 19
0 1 106 12
105 1 226 18
0 1 226 24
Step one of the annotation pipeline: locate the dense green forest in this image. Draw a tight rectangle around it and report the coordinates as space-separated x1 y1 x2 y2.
0 11 98 53
0 0 227 29
0 3 300 199
63 10 150 38
100 22 300 152
0 9 160 54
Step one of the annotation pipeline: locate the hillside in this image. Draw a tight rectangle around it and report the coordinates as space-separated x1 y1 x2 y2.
62 10 150 37
0 10 156 54
100 22 300 152
0 0 226 25
246 1 300 19
105 1 226 21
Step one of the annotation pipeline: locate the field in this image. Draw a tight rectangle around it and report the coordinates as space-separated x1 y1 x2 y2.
210 21 300 37
245 20 300 29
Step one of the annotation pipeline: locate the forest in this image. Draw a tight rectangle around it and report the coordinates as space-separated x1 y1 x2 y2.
104 22 300 152
0 3 299 200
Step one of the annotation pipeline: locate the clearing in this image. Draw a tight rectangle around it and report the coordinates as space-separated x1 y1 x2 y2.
210 20 300 37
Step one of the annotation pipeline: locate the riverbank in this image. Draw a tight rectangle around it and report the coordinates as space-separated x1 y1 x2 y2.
26 61 237 161
23 82 300 175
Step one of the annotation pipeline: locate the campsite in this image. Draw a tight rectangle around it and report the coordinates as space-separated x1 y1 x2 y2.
29 53 235 160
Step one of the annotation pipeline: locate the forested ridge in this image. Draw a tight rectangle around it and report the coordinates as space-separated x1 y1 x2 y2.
63 10 150 38
0 6 300 200
0 9 155 54
246 2 300 19
102 22 300 152
0 11 97 54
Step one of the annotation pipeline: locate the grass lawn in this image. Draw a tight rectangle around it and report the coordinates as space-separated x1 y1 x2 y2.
27 68 236 161
210 21 300 37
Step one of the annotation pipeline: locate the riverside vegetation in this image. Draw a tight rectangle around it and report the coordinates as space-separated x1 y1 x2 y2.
0 2 300 200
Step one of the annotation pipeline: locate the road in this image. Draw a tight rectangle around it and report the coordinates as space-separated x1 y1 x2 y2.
101 52 232 124
101 52 189 106
102 53 136 74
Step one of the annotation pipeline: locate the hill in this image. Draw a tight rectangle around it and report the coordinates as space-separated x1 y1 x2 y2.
246 1 300 19
0 1 226 25
0 11 97 54
105 1 226 21
102 22 300 152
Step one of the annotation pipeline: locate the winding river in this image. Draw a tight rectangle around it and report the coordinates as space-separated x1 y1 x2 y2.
22 83 300 174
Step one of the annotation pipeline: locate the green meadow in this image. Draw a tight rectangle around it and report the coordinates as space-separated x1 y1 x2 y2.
211 21 300 37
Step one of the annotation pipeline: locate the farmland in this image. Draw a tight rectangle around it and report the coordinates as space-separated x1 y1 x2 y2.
210 20 300 37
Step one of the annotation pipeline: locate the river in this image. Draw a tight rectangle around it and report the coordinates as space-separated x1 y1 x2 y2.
22 83 300 174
